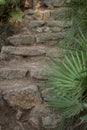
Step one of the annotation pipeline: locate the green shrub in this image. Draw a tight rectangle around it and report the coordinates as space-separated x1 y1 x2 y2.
0 0 22 23
48 30 87 130
63 0 87 43
0 0 24 52
47 0 87 122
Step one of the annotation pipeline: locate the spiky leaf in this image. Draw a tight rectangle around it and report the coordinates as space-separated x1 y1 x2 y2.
48 51 87 117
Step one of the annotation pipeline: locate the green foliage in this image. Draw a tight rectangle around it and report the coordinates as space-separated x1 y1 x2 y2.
0 0 5 5
0 0 24 51
47 31 87 129
63 0 87 43
0 0 22 23
48 50 87 117
47 0 87 129
80 114 87 121
10 10 22 22
0 22 15 52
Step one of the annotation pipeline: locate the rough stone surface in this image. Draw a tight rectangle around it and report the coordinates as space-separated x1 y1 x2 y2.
29 20 45 28
46 20 71 28
3 85 42 109
0 0 66 129
28 117 40 130
30 65 47 79
7 34 36 45
1 45 60 58
24 9 34 15
0 61 48 80
16 109 23 120
43 0 65 8
43 10 51 20
0 68 28 80
51 8 66 20
42 114 60 129
35 11 44 20
29 104 61 129
1 46 46 56
36 32 64 44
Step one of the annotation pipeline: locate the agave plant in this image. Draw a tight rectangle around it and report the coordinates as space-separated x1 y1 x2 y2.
47 31 87 129
48 51 87 116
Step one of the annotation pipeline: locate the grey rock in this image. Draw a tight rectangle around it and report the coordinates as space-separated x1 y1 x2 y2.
0 91 4 108
30 61 48 80
36 27 43 32
44 27 51 32
53 0 65 7
0 68 28 80
24 9 34 15
50 27 62 32
36 33 64 44
14 126 20 130
29 105 61 129
7 34 36 45
16 109 22 120
43 0 65 8
0 60 48 80
29 104 50 117
43 10 51 20
47 46 62 58
51 8 66 20
29 20 45 28
35 11 44 20
17 121 25 130
0 125 1 130
46 20 71 28
29 117 40 130
42 114 60 129
1 46 46 56
3 85 42 109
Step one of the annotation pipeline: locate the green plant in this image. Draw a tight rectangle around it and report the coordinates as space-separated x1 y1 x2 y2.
47 0 87 129
47 31 87 130
62 0 87 44
0 0 22 23
0 0 24 51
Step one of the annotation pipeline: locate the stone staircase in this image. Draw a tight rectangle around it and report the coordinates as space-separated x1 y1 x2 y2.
0 2 68 130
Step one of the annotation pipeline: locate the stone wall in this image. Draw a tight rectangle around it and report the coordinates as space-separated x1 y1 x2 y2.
0 1 69 130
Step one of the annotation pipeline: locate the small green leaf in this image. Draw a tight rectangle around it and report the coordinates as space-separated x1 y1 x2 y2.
0 0 5 5
80 115 87 121
10 10 22 22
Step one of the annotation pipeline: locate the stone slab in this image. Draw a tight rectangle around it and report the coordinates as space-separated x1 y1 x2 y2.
3 84 42 109
7 34 36 45
1 46 46 56
36 33 64 44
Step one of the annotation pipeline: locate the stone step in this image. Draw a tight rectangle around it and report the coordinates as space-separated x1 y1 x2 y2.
28 20 70 33
24 8 66 21
25 0 65 12
1 45 60 58
0 79 42 109
0 79 60 128
7 34 36 46
41 0 65 8
1 46 46 56
7 32 64 45
0 60 47 80
36 32 64 45
28 20 70 29
28 20 46 28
